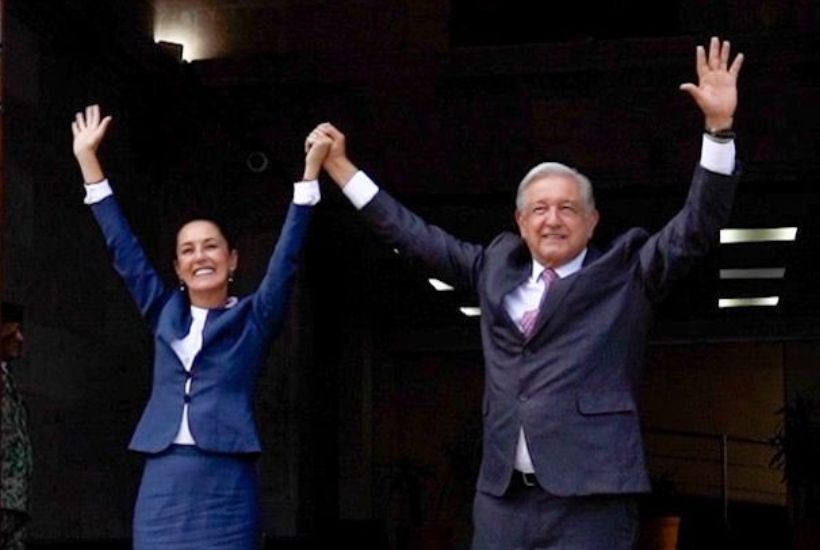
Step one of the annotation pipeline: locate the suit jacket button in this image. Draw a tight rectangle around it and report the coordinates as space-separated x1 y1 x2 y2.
519 395 528 403
185 371 193 379
184 394 191 403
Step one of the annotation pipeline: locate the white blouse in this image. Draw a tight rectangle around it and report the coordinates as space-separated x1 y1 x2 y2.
170 305 209 444
169 298 238 444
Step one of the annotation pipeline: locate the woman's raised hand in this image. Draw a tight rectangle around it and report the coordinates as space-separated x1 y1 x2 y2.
71 105 112 183
72 105 112 157
303 125 333 181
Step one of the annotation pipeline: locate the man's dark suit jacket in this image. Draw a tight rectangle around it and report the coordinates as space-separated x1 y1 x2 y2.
90 192 313 455
355 163 738 497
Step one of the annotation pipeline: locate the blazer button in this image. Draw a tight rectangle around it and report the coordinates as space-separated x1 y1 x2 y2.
185 371 193 379
518 395 528 403
184 394 191 403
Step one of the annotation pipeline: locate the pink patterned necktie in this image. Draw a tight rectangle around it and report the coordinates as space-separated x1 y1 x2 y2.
519 268 558 337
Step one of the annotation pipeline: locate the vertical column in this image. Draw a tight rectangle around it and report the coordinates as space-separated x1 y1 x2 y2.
0 0 6 520
0 0 6 303
0 0 7 515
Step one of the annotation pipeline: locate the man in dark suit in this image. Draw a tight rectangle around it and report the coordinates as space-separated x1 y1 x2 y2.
313 37 743 548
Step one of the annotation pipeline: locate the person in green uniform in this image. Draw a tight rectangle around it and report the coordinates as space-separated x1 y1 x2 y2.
0 302 32 550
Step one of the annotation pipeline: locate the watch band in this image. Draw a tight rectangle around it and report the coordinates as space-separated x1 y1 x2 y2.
705 127 736 142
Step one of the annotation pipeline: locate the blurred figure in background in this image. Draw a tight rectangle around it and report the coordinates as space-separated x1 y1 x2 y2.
1 302 32 550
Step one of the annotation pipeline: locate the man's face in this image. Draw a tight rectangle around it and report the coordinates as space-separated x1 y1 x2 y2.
1 322 24 361
515 175 599 268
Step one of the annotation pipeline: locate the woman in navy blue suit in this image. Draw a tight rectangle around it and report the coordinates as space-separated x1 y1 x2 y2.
71 105 331 549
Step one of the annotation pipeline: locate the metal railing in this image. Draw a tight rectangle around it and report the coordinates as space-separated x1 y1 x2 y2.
642 425 781 528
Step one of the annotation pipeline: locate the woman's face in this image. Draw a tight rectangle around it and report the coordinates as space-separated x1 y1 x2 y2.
174 220 238 300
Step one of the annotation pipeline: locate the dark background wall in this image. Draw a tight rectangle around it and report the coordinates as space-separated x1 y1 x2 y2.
2 0 819 548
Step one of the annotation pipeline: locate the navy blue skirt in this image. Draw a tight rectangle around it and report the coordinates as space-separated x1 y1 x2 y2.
133 445 260 550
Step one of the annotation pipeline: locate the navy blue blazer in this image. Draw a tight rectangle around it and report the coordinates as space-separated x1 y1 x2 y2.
356 163 739 497
91 192 313 454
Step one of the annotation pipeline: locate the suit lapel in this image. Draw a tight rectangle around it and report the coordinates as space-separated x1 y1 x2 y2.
526 246 601 339
527 273 578 339
492 242 532 333
156 292 193 348
202 306 230 348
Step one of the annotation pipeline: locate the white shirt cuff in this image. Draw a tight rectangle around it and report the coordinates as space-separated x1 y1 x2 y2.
293 180 321 205
700 135 735 175
83 179 113 204
342 171 379 210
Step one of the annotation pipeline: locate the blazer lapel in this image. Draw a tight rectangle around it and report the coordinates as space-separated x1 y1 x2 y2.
527 246 602 339
156 292 193 348
492 242 532 333
527 273 578 339
201 306 231 350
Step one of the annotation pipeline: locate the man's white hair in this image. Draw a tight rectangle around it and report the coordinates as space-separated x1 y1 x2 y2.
515 162 595 212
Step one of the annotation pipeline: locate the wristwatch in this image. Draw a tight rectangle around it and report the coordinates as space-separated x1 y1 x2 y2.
705 127 735 142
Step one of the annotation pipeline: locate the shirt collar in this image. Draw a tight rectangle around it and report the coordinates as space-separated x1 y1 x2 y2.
190 296 238 314
531 248 588 281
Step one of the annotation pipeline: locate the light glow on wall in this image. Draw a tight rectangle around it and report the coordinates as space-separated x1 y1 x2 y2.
719 268 786 280
154 8 208 61
718 296 780 309
720 227 798 244
428 278 455 291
